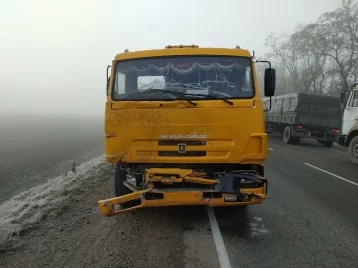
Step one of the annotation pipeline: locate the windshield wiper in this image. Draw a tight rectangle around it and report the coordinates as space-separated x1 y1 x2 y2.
122 88 233 106
120 88 197 106
205 90 234 105
166 84 234 105
165 88 234 105
184 92 233 105
146 89 198 106
212 97 233 105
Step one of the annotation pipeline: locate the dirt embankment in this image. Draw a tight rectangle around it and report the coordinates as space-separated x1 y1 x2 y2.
0 158 219 268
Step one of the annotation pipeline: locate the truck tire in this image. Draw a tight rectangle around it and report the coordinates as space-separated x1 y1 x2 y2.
348 136 358 164
283 126 296 144
114 166 131 197
320 141 333 148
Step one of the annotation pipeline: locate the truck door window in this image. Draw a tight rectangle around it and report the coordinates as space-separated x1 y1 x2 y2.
115 72 125 95
352 91 358 107
242 67 252 92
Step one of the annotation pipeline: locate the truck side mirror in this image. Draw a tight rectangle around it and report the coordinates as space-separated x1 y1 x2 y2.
106 65 111 96
264 68 276 97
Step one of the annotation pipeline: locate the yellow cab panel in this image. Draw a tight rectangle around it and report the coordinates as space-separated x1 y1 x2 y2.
105 46 267 165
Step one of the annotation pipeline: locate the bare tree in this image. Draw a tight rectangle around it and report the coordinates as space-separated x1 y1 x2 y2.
263 0 358 96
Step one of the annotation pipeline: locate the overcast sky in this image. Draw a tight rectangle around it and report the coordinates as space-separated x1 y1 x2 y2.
0 0 341 116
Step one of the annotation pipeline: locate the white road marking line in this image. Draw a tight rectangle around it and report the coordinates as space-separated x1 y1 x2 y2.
321 148 348 155
268 148 274 151
304 163 358 187
207 207 232 268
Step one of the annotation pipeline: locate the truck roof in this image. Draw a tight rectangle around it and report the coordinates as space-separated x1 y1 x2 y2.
113 45 252 61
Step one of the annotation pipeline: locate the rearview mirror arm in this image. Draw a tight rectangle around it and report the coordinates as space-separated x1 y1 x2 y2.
257 60 272 69
264 96 272 112
106 65 111 96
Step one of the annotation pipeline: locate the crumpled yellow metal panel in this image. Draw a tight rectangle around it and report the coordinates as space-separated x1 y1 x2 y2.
98 168 266 217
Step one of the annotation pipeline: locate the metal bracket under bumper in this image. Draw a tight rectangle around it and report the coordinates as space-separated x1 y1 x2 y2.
98 169 268 217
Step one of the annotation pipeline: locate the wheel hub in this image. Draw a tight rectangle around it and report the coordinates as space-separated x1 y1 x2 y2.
353 143 358 158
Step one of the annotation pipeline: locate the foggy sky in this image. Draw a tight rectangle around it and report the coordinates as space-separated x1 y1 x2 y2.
0 0 340 116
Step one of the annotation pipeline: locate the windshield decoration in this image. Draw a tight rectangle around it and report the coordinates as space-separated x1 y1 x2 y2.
119 62 247 75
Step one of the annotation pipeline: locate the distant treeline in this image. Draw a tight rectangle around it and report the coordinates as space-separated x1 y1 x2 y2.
258 0 358 96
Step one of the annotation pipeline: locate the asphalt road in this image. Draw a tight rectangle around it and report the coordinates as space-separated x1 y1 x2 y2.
1 136 357 268
216 136 358 268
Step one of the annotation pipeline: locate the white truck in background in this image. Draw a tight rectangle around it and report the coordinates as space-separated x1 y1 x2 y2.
338 83 358 164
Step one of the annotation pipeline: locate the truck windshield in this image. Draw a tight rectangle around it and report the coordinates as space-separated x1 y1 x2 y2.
112 56 255 101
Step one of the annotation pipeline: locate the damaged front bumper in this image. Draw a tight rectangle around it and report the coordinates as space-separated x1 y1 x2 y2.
98 169 268 217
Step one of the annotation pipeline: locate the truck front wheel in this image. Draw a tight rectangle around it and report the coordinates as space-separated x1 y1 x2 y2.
114 166 131 197
348 136 358 164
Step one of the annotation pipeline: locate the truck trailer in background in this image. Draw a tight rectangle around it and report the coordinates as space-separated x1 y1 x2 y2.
263 93 341 147
338 83 358 164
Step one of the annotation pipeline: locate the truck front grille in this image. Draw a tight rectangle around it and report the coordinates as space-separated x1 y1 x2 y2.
158 151 206 157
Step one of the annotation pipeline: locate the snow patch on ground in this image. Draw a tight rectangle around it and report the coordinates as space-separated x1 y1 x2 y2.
0 155 110 252
250 217 270 237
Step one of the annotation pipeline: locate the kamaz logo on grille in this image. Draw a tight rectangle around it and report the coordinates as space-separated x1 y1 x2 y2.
160 134 207 139
178 144 186 153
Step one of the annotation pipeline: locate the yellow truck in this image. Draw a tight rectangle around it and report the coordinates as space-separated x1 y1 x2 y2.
98 45 276 216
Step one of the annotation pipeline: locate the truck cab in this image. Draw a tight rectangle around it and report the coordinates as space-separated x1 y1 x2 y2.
98 45 276 216
339 83 358 164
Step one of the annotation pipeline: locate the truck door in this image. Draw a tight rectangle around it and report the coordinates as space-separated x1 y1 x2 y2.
342 90 358 135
